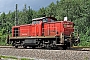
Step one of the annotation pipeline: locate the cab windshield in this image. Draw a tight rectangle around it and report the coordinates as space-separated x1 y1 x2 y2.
43 18 48 22
43 18 55 23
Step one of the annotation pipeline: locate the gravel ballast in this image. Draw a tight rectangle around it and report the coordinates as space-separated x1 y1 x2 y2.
0 48 90 60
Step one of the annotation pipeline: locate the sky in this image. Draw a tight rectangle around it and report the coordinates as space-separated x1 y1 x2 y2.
0 0 56 13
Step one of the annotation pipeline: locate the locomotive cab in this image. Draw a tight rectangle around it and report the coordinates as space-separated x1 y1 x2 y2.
32 17 57 24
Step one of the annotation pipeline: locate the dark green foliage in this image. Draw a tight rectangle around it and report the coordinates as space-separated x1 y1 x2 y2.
0 0 90 46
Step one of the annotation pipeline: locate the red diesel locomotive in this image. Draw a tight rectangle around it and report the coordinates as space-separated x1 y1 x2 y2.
7 17 80 49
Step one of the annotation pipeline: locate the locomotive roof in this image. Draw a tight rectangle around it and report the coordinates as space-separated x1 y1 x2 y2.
32 17 57 21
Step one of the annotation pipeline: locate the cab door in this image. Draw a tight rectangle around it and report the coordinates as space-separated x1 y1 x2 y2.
35 21 42 36
31 20 42 36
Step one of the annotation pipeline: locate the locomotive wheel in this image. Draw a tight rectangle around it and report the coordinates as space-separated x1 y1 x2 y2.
62 45 67 50
15 45 18 48
74 43 78 46
32 46 36 49
58 45 67 50
23 46 27 48
46 44 51 49
58 47 63 50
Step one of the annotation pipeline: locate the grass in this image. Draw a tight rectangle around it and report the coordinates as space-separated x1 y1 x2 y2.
0 55 34 60
84 57 89 60
1 55 17 59
21 58 34 60
0 42 6 46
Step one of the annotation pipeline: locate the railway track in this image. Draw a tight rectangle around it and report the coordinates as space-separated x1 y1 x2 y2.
0 46 13 48
0 46 90 51
0 46 90 60
70 46 90 51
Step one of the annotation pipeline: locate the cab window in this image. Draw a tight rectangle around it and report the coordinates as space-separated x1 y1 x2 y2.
32 21 36 24
36 20 40 24
43 18 48 23
32 20 40 24
50 19 55 22
43 18 55 22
